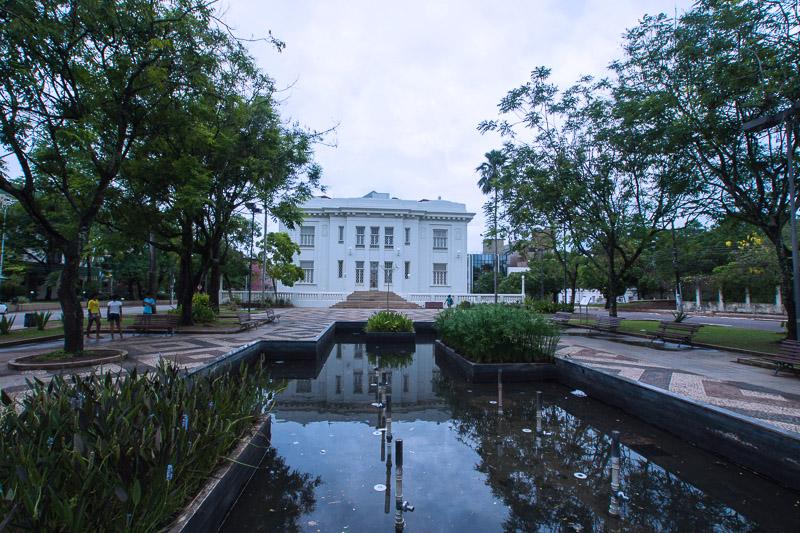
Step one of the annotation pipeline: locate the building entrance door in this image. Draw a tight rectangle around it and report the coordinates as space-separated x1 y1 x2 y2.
369 261 379 289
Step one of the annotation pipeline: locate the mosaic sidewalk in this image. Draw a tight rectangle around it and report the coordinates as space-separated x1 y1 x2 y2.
2 307 799 438
0 308 439 397
556 340 800 435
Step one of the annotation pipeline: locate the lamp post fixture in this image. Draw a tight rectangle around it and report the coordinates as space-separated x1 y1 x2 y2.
743 101 799 336
244 201 262 319
0 195 15 300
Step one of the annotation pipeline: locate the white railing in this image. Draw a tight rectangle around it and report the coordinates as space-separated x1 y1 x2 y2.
405 293 523 305
221 290 523 307
220 290 348 307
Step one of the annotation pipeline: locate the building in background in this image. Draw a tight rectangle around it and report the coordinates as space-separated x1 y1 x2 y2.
277 191 474 295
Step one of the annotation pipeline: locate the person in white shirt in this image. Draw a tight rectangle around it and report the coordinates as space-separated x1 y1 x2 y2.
107 295 124 340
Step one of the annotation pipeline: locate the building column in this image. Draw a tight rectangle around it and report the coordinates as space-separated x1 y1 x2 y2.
717 288 724 312
695 285 701 308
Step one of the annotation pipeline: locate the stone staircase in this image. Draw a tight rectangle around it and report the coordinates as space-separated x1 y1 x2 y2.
331 291 421 309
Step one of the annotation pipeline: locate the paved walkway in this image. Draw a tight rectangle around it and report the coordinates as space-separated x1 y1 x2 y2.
1 309 799 436
557 332 800 434
0 308 439 397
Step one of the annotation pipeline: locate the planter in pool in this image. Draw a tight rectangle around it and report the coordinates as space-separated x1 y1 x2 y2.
363 331 416 343
434 340 557 383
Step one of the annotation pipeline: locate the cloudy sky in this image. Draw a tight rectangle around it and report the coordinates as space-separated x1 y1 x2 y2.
223 0 690 251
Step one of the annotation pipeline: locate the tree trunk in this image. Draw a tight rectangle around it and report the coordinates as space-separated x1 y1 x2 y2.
176 218 195 326
148 232 158 295
58 242 84 354
770 236 796 340
208 257 221 312
607 247 618 317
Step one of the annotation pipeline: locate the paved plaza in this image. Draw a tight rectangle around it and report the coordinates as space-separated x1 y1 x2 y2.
1 308 799 436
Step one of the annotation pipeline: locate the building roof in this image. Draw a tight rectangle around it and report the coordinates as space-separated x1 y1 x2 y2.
303 192 474 219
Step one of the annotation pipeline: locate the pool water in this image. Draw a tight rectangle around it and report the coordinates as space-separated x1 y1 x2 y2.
221 337 800 532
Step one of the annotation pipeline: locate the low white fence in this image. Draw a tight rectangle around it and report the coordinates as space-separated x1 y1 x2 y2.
405 293 523 305
220 290 348 308
220 290 523 308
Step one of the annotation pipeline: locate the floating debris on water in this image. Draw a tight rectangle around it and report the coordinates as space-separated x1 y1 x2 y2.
573 472 588 480
489 400 498 405
373 484 387 492
570 390 587 397
521 428 532 433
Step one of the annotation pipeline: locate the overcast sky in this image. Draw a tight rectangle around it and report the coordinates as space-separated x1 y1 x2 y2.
228 1 691 251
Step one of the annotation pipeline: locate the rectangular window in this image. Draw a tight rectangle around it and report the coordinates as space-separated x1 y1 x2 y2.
355 343 363 358
355 261 365 284
337 260 344 278
384 227 394 248
384 261 393 284
403 374 409 393
300 260 314 283
336 344 342 358
338 225 345 243
335 375 342 395
405 227 411 245
356 226 365 247
353 371 363 394
370 226 380 248
300 226 315 247
404 261 411 279
433 263 447 285
433 229 448 250
296 379 312 393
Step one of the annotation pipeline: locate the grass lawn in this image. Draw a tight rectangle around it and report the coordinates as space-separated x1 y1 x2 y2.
617 319 784 354
0 325 65 343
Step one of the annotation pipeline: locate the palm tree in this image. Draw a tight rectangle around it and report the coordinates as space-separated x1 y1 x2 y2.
476 150 507 303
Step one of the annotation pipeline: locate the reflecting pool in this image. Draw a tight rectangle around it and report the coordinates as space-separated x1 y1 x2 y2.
221 337 800 532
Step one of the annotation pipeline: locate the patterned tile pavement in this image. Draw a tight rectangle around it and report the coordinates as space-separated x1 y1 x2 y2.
556 339 800 434
0 308 439 398
2 307 799 437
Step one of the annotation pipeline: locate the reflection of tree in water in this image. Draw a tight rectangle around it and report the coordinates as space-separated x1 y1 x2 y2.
432 375 753 532
228 447 321 532
366 345 414 368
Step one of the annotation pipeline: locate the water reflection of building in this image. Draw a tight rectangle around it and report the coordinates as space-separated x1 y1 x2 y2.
277 343 440 407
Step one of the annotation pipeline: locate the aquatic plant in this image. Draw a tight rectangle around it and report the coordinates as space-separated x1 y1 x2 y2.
435 304 560 363
365 310 414 333
0 361 275 531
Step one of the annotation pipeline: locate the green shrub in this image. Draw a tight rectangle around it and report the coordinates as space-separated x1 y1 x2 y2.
457 300 472 310
0 315 15 335
435 304 560 363
0 361 275 531
171 293 217 323
523 298 573 314
365 310 414 333
34 310 52 331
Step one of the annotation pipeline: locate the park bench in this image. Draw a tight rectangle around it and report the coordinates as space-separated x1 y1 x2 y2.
237 308 279 330
763 339 800 376
552 311 574 326
130 314 179 335
587 315 624 334
651 320 702 347
424 301 444 310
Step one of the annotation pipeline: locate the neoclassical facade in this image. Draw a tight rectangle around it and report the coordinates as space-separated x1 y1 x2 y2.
277 191 474 295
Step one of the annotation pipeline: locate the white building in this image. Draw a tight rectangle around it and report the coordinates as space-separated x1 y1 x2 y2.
277 191 474 296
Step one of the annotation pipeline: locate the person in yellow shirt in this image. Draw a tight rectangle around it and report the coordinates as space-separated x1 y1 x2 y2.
85 293 101 339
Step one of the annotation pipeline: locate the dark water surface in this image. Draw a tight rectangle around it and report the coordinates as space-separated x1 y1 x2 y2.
221 337 800 532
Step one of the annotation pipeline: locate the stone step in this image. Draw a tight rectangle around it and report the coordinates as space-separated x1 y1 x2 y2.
332 291 421 309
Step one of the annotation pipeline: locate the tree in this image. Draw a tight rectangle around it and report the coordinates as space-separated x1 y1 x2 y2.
0 0 223 352
481 69 690 316
612 0 800 336
476 150 507 303
263 232 304 301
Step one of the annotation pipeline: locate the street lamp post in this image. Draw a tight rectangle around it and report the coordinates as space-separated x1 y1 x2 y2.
743 102 799 337
244 202 262 320
0 195 15 300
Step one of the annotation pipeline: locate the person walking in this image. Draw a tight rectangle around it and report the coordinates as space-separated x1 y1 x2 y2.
107 294 124 340
85 293 101 339
446 294 454 308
